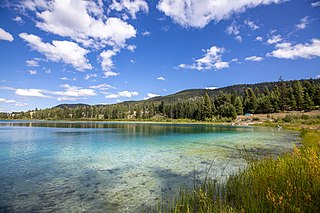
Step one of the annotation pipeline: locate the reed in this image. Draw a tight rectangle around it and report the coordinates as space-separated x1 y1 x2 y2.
158 129 320 212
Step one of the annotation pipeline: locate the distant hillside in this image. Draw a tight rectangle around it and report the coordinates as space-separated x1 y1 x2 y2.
51 79 320 109
53 103 90 108
147 79 320 103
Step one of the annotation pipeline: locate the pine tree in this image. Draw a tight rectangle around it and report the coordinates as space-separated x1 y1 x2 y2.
234 96 243 115
304 92 314 111
293 80 304 110
203 93 213 119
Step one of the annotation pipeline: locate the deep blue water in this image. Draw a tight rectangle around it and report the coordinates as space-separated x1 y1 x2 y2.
0 121 299 212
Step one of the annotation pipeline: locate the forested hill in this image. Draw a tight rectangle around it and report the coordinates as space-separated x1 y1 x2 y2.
52 78 320 108
2 78 320 121
148 79 320 103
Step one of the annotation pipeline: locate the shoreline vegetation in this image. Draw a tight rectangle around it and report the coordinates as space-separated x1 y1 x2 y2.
155 115 320 212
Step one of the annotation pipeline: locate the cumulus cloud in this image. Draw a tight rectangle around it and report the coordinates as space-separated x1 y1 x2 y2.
28 70 37 75
267 34 282 44
13 16 24 24
16 89 49 98
256 36 263 41
0 98 27 107
100 49 119 77
57 84 96 97
109 0 149 19
19 33 92 71
0 27 14 42
127 44 136 52
295 16 309 30
178 45 230 71
84 73 97 80
157 0 286 28
311 1 320 7
26 59 39 67
226 21 240 35
144 93 160 100
245 56 263 62
157 76 165 80
244 19 259 30
205 87 218 90
23 0 136 48
267 38 320 59
105 90 139 99
142 31 151 36
60 77 76 81
235 35 242 42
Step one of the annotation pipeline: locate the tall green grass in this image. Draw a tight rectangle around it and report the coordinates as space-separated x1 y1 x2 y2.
158 130 320 212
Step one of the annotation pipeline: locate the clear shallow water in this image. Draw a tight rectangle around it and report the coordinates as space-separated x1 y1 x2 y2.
0 121 299 212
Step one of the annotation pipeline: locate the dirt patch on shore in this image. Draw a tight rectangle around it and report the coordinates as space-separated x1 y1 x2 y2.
233 110 320 127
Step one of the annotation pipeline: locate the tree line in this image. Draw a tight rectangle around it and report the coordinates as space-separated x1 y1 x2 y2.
0 80 319 121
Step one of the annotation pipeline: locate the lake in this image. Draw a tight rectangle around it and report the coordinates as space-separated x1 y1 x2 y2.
0 121 299 212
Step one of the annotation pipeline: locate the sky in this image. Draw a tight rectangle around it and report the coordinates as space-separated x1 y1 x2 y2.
0 0 320 112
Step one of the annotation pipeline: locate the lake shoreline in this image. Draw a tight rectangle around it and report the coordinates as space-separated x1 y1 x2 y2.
2 109 319 130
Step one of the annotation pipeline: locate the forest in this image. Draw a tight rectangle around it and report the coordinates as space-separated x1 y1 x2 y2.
1 79 319 121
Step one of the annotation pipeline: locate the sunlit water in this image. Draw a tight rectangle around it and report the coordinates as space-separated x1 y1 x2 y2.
0 121 299 212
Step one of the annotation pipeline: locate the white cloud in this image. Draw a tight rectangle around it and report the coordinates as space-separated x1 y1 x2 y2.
178 45 229 70
316 74 320 79
245 56 263 62
144 93 160 100
28 70 37 75
60 77 76 81
84 73 97 80
226 21 240 35
311 1 320 7
59 84 96 97
110 0 149 19
205 87 218 90
0 98 27 107
267 38 320 59
295 16 309 30
235 35 242 42
157 0 286 28
142 30 151 36
127 44 136 52
130 59 135 63
0 86 16 91
57 97 85 101
44 68 51 74
157 76 165 81
119 90 138 98
16 89 49 98
13 16 24 24
105 90 139 99
24 0 136 48
244 19 259 30
0 27 14 42
26 59 39 67
256 36 263 41
267 34 282 44
19 33 92 71
100 49 119 77
105 94 119 99
89 83 116 90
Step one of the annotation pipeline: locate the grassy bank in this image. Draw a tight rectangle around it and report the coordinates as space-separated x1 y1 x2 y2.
158 129 320 212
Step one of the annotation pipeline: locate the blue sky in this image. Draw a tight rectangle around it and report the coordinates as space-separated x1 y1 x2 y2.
0 0 319 112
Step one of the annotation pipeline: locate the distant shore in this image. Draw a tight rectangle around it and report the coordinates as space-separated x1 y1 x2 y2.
2 110 319 130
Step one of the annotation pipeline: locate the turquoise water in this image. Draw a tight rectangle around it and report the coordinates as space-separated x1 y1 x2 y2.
0 121 299 212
